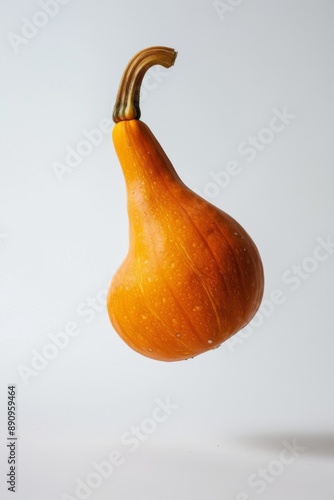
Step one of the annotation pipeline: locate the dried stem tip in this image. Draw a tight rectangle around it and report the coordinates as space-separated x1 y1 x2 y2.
113 46 177 123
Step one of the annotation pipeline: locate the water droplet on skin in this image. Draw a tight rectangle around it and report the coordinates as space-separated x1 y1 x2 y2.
243 248 247 251
176 333 181 338
208 339 213 344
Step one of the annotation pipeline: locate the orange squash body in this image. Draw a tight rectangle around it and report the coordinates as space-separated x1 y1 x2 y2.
107 119 264 361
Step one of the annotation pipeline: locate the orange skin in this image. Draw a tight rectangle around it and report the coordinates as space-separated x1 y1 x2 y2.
107 119 264 361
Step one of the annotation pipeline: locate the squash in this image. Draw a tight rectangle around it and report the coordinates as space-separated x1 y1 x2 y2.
107 46 264 361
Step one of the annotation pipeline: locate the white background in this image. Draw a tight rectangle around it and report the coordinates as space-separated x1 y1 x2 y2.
1 1 333 499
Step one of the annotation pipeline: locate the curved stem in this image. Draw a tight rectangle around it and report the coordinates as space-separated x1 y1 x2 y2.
113 46 177 123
